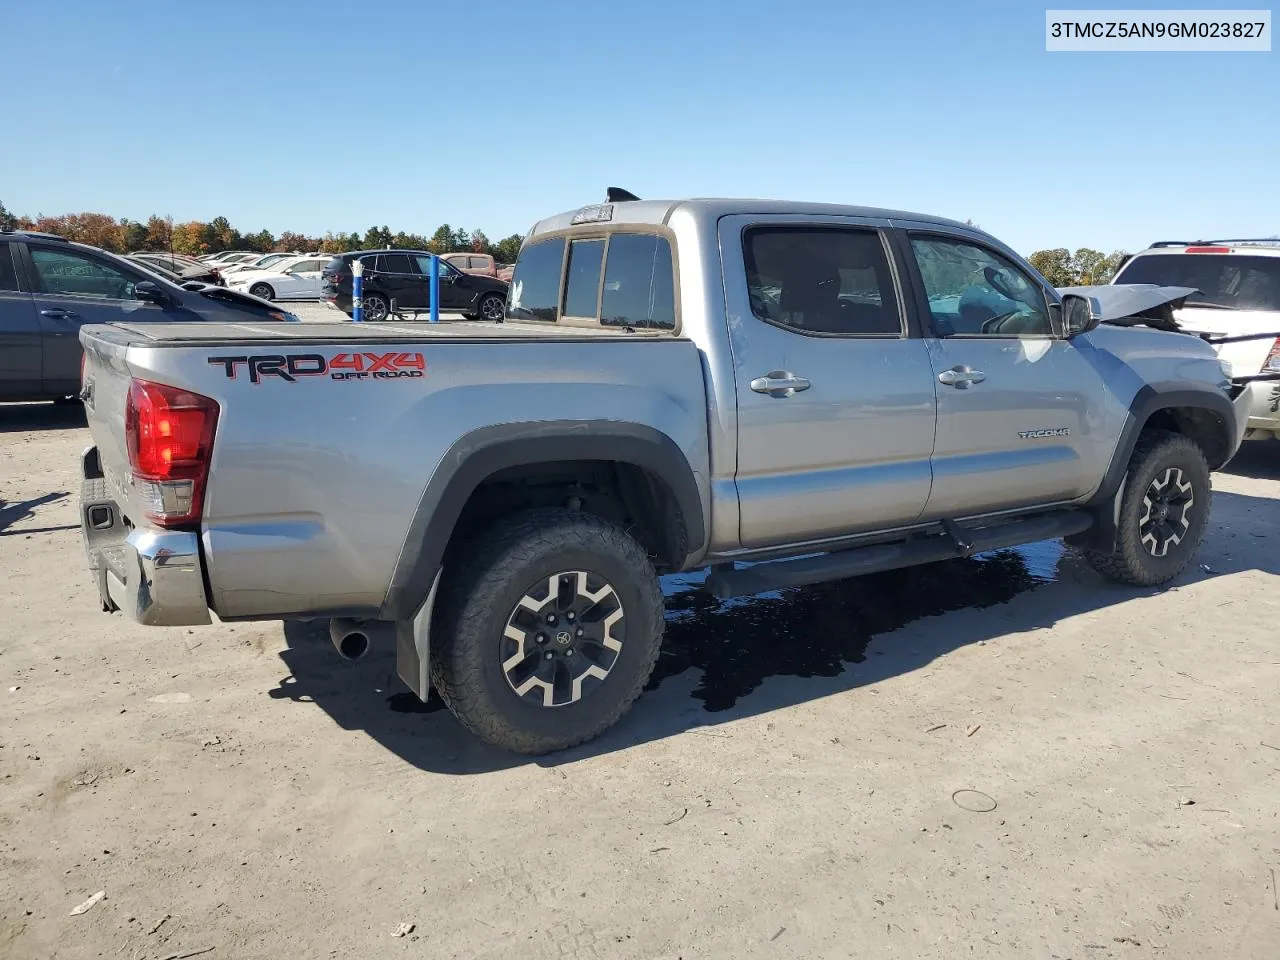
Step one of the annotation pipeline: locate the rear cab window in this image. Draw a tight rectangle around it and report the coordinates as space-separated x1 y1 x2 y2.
1115 253 1280 312
507 232 676 329
0 242 20 291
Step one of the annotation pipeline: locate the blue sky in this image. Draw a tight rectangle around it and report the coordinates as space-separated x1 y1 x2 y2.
1 0 1275 255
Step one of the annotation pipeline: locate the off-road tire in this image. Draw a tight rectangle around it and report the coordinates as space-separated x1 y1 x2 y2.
249 282 275 300
1084 430 1210 586
430 509 665 754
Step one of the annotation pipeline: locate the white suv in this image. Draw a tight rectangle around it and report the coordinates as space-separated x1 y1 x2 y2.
1113 240 1280 441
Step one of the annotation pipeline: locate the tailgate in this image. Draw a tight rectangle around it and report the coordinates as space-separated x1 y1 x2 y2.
79 328 146 524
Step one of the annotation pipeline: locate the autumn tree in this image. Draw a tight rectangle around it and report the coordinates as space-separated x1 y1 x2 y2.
119 219 148 252
470 230 489 254
1028 248 1074 286
144 215 173 252
0 199 17 231
171 220 213 255
208 216 238 251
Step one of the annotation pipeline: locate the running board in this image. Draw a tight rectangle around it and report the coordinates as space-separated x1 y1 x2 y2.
703 511 1093 600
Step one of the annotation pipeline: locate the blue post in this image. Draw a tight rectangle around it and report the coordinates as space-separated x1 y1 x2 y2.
429 254 440 323
351 257 365 323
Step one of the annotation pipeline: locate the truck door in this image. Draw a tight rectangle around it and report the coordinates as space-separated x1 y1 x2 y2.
899 229 1110 518
720 216 939 549
0 240 42 400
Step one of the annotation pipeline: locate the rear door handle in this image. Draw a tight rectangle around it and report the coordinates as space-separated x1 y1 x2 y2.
41 308 80 320
750 372 811 397
937 366 986 388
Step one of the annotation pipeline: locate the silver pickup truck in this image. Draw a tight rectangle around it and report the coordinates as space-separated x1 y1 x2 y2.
78 195 1252 754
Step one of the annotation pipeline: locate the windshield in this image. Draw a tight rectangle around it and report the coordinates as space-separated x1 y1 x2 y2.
1115 254 1280 311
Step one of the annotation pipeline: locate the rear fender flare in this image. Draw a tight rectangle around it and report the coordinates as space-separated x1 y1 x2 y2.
379 421 705 622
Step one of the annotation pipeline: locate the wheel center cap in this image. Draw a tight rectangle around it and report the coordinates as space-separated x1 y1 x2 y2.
555 630 571 645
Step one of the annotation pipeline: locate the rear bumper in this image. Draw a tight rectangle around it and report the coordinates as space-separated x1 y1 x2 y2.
1237 380 1280 434
80 448 211 626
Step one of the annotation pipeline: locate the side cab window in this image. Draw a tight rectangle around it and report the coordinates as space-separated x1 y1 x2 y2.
909 235 1055 337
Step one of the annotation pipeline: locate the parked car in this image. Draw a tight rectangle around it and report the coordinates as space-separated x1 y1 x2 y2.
321 250 508 321
0 230 299 402
199 250 251 264
228 255 331 301
1111 240 1280 441
442 252 498 277
219 252 300 277
76 194 1252 754
496 262 514 282
126 253 225 286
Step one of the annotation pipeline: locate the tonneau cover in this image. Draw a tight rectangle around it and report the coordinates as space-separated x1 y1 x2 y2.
82 319 680 347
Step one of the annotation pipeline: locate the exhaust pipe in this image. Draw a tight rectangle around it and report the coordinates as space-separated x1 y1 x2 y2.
329 618 374 661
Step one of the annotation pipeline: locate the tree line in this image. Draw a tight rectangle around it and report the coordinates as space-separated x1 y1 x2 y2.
1 199 1129 283
0 200 526 265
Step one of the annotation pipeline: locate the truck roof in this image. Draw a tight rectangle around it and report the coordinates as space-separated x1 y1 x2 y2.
528 197 975 237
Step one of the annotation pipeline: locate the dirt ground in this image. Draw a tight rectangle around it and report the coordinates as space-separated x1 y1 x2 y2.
2 402 1278 960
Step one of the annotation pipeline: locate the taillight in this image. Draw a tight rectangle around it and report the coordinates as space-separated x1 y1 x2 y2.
1266 339 1280 372
125 379 219 528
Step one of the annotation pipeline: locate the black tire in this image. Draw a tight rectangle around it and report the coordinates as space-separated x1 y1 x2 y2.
431 509 665 754
1084 430 1211 586
477 293 505 322
361 292 389 322
249 282 275 300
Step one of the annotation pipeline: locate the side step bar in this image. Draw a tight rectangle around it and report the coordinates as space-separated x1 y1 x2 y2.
704 511 1093 600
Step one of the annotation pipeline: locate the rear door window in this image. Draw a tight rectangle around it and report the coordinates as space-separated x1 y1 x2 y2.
507 237 565 322
744 227 902 335
29 248 140 300
601 234 675 329
380 253 415 275
1115 253 1280 311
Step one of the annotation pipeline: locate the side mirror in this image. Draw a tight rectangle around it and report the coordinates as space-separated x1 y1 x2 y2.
1060 293 1102 337
134 280 169 305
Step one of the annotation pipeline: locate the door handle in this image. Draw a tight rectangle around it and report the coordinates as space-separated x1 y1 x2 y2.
937 366 986 388
750 372 811 397
41 308 80 320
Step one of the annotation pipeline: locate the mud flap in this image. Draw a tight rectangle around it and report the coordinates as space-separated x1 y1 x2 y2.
395 570 440 701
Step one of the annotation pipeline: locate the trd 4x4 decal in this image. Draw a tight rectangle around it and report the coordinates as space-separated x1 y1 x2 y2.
208 352 426 383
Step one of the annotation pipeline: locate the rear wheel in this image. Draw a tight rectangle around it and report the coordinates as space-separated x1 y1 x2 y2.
361 293 389 322
1084 430 1211 586
431 509 665 754
249 282 275 300
477 293 505 322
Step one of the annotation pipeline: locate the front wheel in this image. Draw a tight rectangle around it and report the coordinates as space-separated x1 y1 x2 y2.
1084 430 1211 586
249 282 275 300
431 509 665 754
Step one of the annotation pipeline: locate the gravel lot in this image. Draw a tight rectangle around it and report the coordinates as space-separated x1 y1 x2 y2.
1 402 1278 960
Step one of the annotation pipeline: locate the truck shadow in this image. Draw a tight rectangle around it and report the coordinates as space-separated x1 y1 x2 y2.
271 487 1279 774
1222 440 1280 480
0 402 87 433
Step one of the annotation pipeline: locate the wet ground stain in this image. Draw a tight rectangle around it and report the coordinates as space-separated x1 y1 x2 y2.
649 543 1057 711
384 542 1060 715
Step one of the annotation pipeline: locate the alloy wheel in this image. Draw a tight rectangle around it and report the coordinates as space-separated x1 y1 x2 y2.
500 570 625 707
1139 466 1195 557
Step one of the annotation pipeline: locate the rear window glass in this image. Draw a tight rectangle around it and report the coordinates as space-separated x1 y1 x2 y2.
507 237 565 322
1115 253 1280 311
601 234 676 329
562 239 605 318
0 243 20 291
322 257 343 275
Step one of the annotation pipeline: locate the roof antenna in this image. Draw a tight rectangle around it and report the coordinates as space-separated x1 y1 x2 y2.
606 187 640 203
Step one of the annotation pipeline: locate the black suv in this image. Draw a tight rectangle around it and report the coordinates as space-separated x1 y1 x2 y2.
0 231 298 403
321 250 509 322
